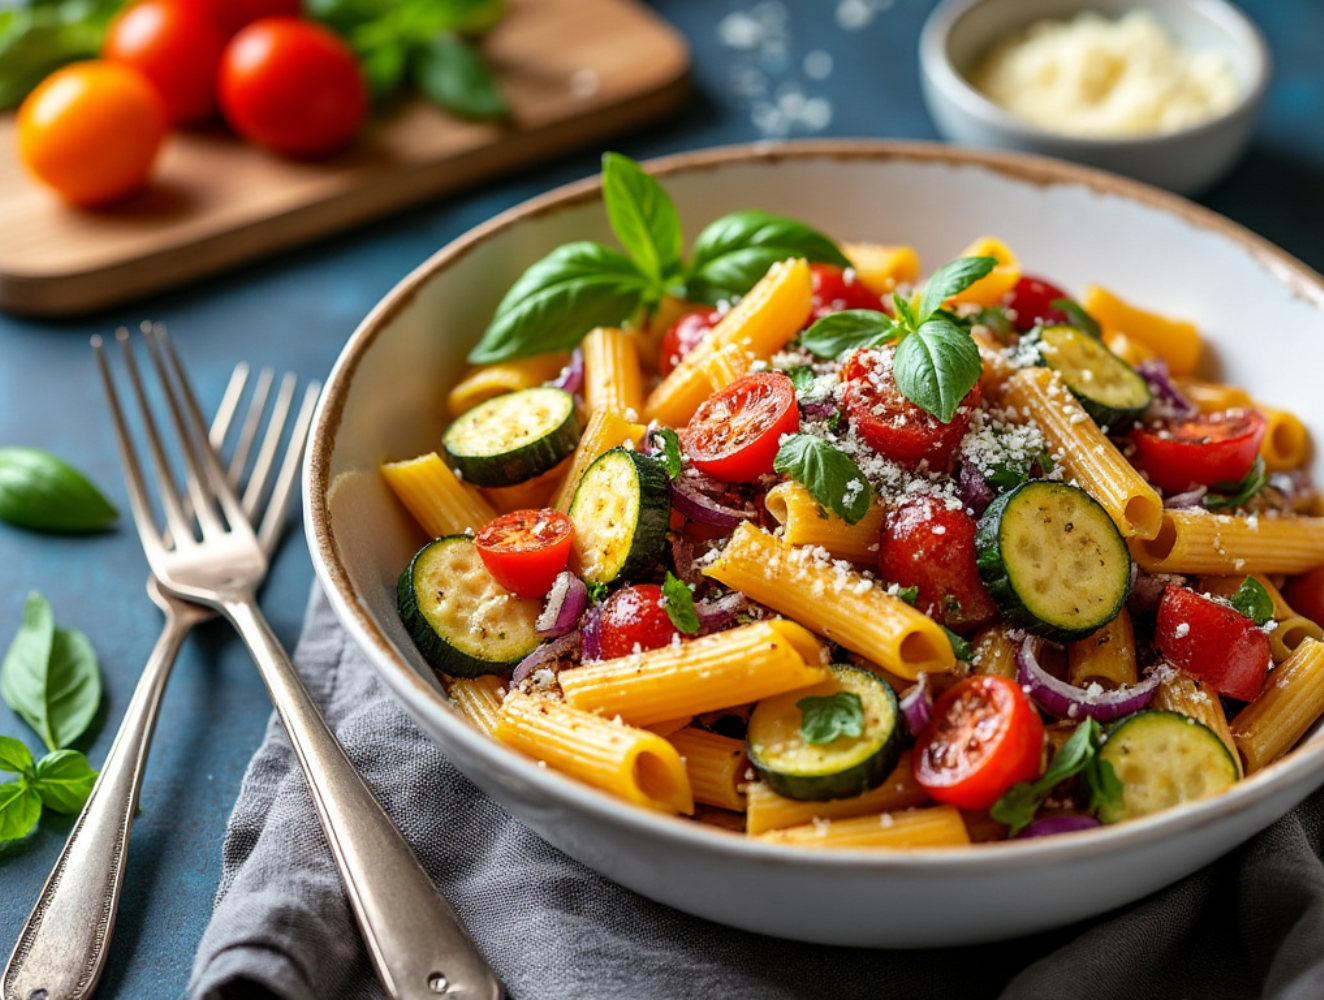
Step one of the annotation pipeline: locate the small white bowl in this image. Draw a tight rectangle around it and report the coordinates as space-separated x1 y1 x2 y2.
919 0 1271 194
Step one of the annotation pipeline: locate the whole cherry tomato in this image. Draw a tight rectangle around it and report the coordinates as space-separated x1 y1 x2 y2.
1155 585 1270 701
218 17 367 157
17 61 167 207
807 263 884 323
474 508 574 598
1003 275 1073 332
1132 408 1267 492
878 496 998 633
682 372 800 483
659 307 722 376
840 348 979 470
103 0 228 125
913 675 1045 810
599 584 680 659
198 0 302 38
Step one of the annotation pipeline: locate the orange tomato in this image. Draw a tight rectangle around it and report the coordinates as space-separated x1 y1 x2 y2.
17 61 167 207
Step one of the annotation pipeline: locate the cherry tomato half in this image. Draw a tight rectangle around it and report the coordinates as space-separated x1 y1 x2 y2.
1003 275 1072 332
659 307 723 377
1155 585 1270 701
841 348 979 471
913 675 1046 810
103 0 228 125
198 0 302 38
218 17 367 157
877 497 998 634
599 584 680 659
682 372 800 483
1132 408 1267 492
808 263 884 323
474 508 574 599
17 60 167 207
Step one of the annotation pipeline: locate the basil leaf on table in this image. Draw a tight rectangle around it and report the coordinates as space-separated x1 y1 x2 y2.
685 210 851 302
2 592 102 753
797 691 864 745
661 572 700 635
0 734 33 775
412 31 509 121
773 434 872 525
0 780 42 844
917 256 998 322
602 152 683 287
468 242 650 362
0 447 118 533
892 318 983 423
800 309 898 359
31 748 98 814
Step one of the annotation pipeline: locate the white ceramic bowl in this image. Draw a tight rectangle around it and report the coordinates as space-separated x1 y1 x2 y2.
919 0 1271 195
306 141 1324 947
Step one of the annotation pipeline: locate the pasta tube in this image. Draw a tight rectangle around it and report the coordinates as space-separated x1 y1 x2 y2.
756 805 970 849
1232 638 1324 774
480 456 572 514
582 327 644 420
948 237 1020 307
971 626 1020 680
1258 405 1311 472
745 751 929 834
1172 378 1253 414
1081 285 1201 375
447 676 506 736
380 453 497 538
764 481 887 563
1131 511 1324 575
447 353 571 416
841 242 921 295
550 409 646 512
669 727 748 812
1068 609 1138 690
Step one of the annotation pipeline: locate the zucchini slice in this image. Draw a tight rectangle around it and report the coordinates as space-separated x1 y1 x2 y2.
1098 710 1239 824
442 386 581 487
747 664 901 801
1037 325 1151 428
976 481 1130 642
568 447 671 585
397 535 542 677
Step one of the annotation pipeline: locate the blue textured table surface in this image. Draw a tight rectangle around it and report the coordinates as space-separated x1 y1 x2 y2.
2 0 1322 994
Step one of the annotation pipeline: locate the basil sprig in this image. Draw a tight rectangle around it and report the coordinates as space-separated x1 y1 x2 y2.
1229 576 1274 626
0 447 117 534
991 718 1123 836
800 310 899 359
798 691 864 745
773 434 872 525
1205 457 1267 511
0 735 99 845
2 592 102 753
467 153 850 363
661 572 700 635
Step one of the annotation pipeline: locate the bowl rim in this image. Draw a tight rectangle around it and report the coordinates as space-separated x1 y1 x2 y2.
919 0 1272 149
306 138 1324 872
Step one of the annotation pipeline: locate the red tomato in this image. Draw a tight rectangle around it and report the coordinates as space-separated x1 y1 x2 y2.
599 584 680 659
913 675 1045 810
1155 585 1270 701
198 0 302 38
1132 409 1267 492
659 307 723 376
103 0 228 125
840 348 979 470
808 263 884 323
218 17 366 157
878 497 998 633
1003 275 1072 332
474 509 574 599
682 372 800 483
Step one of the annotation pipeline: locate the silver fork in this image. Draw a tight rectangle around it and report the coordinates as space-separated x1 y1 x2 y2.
3 355 318 1000
88 327 501 1000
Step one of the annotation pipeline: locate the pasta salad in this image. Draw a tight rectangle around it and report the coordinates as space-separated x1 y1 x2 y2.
383 153 1324 849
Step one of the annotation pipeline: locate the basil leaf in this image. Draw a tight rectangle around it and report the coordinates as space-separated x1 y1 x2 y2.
585 580 609 605
895 585 919 606
785 366 817 394
661 572 700 635
892 318 983 423
685 211 851 302
601 152 683 286
985 461 1030 491
773 434 872 525
2 592 102 752
826 410 844 434
411 31 509 120
358 37 409 99
797 691 864 745
468 242 650 363
1085 754 1124 815
0 779 41 844
1049 298 1102 339
991 719 1103 835
0 734 33 776
649 428 683 480
30 748 97 814
892 292 919 331
0 447 117 533
918 256 998 322
942 625 974 662
1036 449 1056 475
1205 457 1267 511
800 310 898 359
972 305 1013 338
1230 576 1275 626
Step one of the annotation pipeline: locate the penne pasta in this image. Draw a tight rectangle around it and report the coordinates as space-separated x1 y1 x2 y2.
973 328 1017 395
1131 510 1324 575
744 751 929 834
1172 377 1253 414
948 237 1020 307
447 353 571 417
669 727 748 812
646 717 694 738
1153 669 1241 777
841 242 921 295
971 626 1020 680
480 455 572 514
1081 285 1201 375
1258 404 1311 472
1068 609 1138 690
550 409 646 513
1232 638 1324 774
447 675 506 736
756 805 970 849
380 452 498 538
764 481 887 563
582 327 645 420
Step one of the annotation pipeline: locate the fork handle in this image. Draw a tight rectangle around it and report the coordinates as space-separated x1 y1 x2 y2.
3 605 202 1000
220 594 502 1000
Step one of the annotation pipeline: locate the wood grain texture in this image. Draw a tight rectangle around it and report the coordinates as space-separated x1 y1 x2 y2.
0 0 689 317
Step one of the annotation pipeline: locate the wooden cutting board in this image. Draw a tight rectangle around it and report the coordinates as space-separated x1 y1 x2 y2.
0 0 689 318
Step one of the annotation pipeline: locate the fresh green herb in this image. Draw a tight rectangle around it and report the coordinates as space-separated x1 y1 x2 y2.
773 434 872 525
826 410 844 434
649 428 683 480
0 736 98 845
1049 299 1102 339
412 31 509 120
972 305 1013 338
799 309 898 359
785 366 817 394
1 592 102 753
602 152 683 287
585 580 609 604
0 734 31 774
892 318 984 423
1036 449 1056 475
917 257 998 321
990 718 1121 835
1205 457 1268 511
942 625 974 662
0 447 117 534
0 0 124 111
892 292 919 330
797 691 864 745
685 211 851 303
895 585 919 606
1229 576 1274 626
29 748 98 814
0 779 41 845
661 572 700 635
985 462 1030 491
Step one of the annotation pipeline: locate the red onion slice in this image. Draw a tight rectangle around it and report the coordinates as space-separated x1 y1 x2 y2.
670 476 749 528
958 462 997 517
1012 815 1102 839
1164 486 1207 509
1017 636 1158 722
581 604 603 662
512 630 581 684
547 348 585 395
535 571 587 637
899 673 934 736
1137 359 1196 418
1128 570 1167 615
695 592 747 631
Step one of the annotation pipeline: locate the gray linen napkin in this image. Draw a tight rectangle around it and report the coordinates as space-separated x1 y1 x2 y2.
190 584 1324 1000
